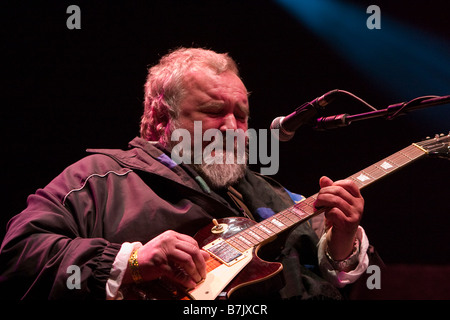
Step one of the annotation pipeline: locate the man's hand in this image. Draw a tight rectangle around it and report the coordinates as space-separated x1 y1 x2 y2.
314 176 364 260
124 230 210 289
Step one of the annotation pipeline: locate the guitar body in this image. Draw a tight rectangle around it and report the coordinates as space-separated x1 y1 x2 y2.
121 217 285 300
193 217 284 300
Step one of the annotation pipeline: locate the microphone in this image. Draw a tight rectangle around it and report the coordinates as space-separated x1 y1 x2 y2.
270 90 339 141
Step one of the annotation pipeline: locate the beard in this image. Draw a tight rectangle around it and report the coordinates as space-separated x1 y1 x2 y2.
191 147 247 189
166 122 247 189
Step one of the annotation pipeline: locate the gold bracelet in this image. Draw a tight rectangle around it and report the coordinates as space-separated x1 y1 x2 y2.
128 249 144 284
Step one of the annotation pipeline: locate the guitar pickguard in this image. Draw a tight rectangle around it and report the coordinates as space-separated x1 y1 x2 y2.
187 246 253 300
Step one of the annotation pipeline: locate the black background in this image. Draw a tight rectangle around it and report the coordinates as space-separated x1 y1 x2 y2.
1 0 449 299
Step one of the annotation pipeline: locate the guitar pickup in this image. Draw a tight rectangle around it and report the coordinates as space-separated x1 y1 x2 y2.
203 239 247 266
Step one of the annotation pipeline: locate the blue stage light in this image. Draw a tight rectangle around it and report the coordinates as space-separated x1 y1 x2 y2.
275 0 450 126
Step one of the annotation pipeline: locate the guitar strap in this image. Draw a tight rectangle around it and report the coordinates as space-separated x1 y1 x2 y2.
226 186 256 221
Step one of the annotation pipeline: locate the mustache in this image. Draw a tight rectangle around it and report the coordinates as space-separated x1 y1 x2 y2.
199 133 248 165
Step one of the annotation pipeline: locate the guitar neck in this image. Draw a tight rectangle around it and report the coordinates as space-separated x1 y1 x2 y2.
346 143 427 190
225 143 428 252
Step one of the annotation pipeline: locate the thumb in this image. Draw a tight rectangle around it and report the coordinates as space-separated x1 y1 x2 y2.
201 250 211 261
319 176 334 188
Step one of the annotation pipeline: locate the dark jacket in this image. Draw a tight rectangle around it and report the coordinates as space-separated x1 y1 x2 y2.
0 137 338 300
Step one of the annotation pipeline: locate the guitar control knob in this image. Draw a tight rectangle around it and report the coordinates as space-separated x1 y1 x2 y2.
211 219 228 234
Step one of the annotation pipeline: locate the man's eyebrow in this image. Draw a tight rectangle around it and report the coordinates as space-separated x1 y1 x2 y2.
237 103 250 116
197 100 250 116
197 101 225 111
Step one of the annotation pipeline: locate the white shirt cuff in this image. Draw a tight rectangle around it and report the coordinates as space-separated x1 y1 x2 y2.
106 241 143 300
317 226 370 288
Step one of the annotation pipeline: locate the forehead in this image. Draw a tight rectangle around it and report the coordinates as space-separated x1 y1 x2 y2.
181 69 249 104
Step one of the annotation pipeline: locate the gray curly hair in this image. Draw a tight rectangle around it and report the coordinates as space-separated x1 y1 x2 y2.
140 47 240 146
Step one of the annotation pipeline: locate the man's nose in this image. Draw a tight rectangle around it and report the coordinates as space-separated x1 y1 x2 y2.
219 113 237 131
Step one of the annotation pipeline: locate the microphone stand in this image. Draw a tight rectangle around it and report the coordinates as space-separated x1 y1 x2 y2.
314 95 450 130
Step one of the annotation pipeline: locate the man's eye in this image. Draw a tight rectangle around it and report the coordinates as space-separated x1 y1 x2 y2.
235 113 247 122
205 110 221 117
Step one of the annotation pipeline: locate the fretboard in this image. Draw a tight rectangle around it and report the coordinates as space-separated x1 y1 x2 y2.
225 143 427 252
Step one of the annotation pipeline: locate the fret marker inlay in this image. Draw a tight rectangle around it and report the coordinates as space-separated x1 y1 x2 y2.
380 161 393 170
356 173 370 182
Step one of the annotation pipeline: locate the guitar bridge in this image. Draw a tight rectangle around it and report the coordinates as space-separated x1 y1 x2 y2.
203 239 246 266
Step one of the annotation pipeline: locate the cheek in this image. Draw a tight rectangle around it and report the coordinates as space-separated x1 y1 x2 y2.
176 114 210 134
237 122 248 130
233 120 248 134
200 118 223 132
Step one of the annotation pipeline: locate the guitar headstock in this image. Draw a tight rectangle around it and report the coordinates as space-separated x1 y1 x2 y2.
415 132 450 159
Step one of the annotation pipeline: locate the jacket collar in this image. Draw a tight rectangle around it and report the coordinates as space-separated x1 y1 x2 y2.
86 137 202 191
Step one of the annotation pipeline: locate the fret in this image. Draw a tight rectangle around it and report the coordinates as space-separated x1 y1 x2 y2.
228 238 248 252
261 220 282 232
270 218 286 230
234 238 253 251
348 170 381 189
389 145 424 165
374 159 397 173
408 144 428 158
279 210 301 223
358 171 372 181
363 165 387 179
238 233 258 246
400 150 416 160
274 212 295 226
245 229 266 242
295 202 315 215
272 217 290 229
348 175 366 188
258 224 275 236
246 228 265 242
287 206 307 220
248 225 271 240
228 235 246 252
298 197 317 212
285 207 302 218
392 152 412 166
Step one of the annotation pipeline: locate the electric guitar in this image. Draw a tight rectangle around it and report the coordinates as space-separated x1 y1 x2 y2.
125 133 449 300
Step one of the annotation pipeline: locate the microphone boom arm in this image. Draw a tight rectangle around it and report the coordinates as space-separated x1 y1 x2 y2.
314 94 450 130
